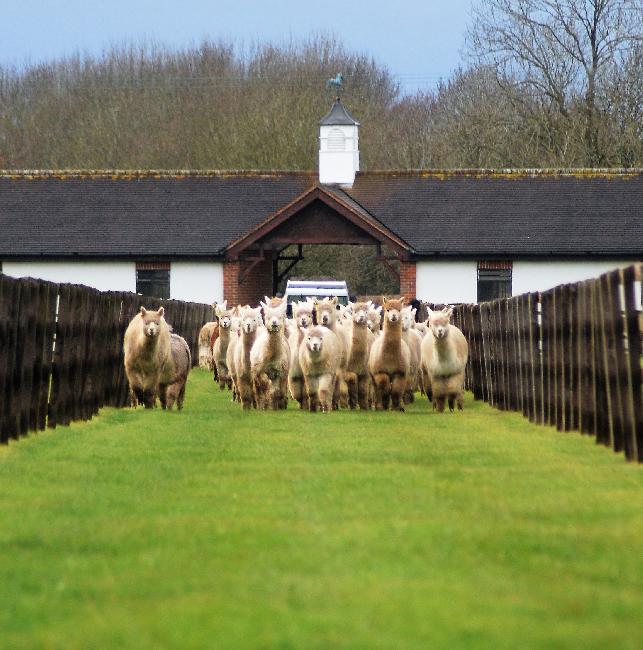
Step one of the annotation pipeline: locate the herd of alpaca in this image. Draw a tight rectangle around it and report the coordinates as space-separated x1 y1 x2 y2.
197 296 469 413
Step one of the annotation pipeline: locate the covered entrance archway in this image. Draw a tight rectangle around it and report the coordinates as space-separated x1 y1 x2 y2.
223 185 416 305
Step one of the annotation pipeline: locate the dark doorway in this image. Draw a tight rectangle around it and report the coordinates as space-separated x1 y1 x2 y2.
274 244 400 297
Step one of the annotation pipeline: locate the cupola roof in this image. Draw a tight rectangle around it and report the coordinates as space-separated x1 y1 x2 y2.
319 98 360 126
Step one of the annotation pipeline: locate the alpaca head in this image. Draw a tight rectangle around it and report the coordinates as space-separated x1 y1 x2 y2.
428 306 453 340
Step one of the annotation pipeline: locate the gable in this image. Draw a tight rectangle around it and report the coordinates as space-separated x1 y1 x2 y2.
258 199 379 246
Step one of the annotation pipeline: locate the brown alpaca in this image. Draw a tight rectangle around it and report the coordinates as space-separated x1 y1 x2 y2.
159 333 191 410
345 301 375 410
367 297 411 411
123 306 173 408
421 307 469 412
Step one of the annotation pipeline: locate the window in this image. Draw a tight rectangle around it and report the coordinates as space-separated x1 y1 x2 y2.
136 262 170 299
327 128 346 152
477 261 512 302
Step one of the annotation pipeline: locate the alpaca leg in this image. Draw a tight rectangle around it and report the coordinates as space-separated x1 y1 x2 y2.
373 373 390 410
177 381 187 410
289 376 304 408
318 374 335 412
344 371 358 410
391 374 407 412
357 374 370 410
239 378 253 410
306 376 319 412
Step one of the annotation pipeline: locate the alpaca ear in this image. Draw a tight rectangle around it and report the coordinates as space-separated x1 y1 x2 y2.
380 295 387 306
366 300 372 308
445 307 454 319
140 306 147 317
330 296 337 305
400 296 407 305
158 307 165 317
259 301 268 311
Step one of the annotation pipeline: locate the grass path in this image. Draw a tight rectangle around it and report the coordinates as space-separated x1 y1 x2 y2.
0 369 641 649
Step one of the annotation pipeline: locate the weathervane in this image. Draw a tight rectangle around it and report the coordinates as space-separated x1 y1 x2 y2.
326 72 343 95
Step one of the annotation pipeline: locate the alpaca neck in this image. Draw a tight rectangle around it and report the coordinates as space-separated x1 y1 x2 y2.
434 334 451 358
265 329 283 357
219 327 230 343
241 329 257 362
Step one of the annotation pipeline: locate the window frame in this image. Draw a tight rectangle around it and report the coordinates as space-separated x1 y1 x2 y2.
477 261 512 303
136 262 170 299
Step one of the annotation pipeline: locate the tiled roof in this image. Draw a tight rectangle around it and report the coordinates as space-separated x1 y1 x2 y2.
0 169 640 259
346 170 643 257
0 171 313 257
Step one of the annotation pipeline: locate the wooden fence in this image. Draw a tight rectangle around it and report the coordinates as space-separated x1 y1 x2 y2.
0 274 215 444
445 264 642 462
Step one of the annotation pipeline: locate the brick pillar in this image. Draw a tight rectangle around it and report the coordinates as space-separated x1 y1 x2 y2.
223 260 240 306
223 258 274 306
399 260 416 299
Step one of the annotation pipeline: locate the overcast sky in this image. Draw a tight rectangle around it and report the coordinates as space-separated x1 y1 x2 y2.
1 0 475 92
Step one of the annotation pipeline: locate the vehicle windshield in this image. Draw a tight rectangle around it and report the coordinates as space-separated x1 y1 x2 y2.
286 294 349 306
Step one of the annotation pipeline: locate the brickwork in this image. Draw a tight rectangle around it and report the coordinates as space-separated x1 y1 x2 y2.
223 258 273 306
399 260 416 299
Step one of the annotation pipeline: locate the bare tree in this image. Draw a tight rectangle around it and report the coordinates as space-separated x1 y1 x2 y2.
467 0 643 164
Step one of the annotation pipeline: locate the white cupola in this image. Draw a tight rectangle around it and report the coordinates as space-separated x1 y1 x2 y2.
318 98 360 186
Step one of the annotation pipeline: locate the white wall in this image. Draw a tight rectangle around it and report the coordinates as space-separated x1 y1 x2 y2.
512 261 632 295
416 260 478 304
416 259 636 304
170 261 223 304
2 260 136 292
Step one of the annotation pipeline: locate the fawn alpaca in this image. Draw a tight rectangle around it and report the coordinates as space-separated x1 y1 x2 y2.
123 306 173 408
288 299 315 409
368 297 410 411
313 297 349 408
299 326 341 412
421 306 468 412
345 301 375 410
233 306 262 409
250 301 290 410
213 301 234 390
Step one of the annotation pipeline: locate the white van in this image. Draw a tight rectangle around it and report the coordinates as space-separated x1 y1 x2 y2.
284 280 349 316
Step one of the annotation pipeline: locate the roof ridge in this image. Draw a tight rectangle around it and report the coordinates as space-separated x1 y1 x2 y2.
0 169 317 180
356 168 643 178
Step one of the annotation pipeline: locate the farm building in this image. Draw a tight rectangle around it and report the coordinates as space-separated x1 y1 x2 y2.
0 98 641 304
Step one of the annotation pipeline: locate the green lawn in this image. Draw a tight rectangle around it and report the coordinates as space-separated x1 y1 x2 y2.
0 369 641 649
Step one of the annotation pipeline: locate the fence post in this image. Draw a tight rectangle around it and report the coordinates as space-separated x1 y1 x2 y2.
621 263 642 461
